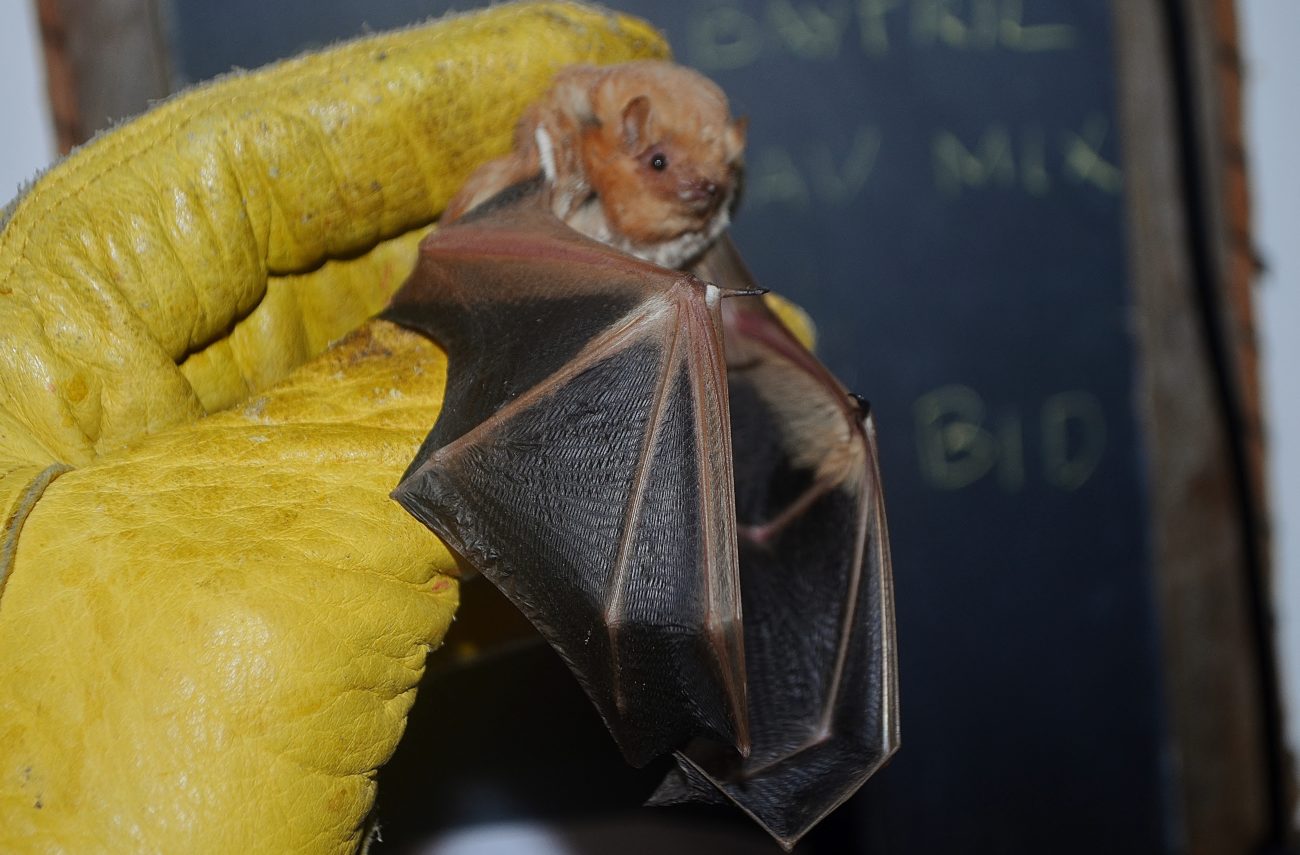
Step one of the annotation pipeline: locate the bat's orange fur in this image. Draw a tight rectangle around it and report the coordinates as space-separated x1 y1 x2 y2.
444 61 747 269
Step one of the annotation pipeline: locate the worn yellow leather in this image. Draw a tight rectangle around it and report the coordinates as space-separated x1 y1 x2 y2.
764 293 817 352
0 2 667 852
0 321 456 853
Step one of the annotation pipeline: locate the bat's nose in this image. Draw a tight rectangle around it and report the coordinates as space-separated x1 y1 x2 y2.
680 179 722 207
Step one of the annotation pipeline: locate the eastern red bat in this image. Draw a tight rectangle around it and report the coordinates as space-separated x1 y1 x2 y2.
443 60 746 268
387 61 898 850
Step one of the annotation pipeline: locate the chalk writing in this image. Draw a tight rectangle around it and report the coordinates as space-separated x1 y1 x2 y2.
688 0 1075 68
1062 115 1123 193
933 125 1017 194
689 4 764 69
915 385 999 489
768 0 854 60
747 123 882 209
932 114 1121 195
914 384 1106 491
748 146 812 209
909 0 1075 52
856 0 899 56
1041 390 1106 489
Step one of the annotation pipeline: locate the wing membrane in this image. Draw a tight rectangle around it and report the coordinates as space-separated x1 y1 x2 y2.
647 236 899 850
388 192 747 766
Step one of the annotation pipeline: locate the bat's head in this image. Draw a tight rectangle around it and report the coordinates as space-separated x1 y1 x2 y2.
576 61 747 267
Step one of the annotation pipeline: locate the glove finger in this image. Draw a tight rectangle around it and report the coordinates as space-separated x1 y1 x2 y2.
0 321 457 853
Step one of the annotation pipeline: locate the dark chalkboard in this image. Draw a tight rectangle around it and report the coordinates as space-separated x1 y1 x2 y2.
643 4 1164 852
167 2 1170 852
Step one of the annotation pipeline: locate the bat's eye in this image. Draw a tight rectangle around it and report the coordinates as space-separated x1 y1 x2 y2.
649 153 668 171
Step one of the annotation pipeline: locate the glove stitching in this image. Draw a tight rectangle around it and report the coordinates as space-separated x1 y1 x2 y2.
0 462 71 604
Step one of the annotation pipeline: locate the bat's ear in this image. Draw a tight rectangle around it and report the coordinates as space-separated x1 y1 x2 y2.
621 95 652 152
726 116 748 163
550 70 597 126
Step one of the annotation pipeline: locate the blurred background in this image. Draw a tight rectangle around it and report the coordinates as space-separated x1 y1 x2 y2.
2 0 1295 852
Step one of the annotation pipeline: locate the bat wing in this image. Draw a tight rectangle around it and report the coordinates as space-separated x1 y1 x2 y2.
649 236 900 850
385 184 749 767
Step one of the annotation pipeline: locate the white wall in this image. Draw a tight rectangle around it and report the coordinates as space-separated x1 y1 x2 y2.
0 0 57 206
1240 0 1300 824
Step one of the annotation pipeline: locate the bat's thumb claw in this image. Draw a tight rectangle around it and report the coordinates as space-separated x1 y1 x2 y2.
720 286 768 298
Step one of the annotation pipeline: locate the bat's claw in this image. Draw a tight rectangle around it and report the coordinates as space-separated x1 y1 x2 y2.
721 286 769 298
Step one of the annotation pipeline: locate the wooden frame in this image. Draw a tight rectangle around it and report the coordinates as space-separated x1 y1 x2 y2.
35 0 170 152
1113 0 1290 850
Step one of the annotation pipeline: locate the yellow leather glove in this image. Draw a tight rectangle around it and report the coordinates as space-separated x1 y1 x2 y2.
0 3 666 852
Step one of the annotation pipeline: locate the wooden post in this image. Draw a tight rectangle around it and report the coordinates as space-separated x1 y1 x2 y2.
1113 0 1288 849
34 0 171 152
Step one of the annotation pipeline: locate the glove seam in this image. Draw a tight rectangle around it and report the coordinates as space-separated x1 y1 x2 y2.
0 462 72 603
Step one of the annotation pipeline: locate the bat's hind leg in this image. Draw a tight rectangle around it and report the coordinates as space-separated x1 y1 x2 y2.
738 473 840 547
